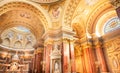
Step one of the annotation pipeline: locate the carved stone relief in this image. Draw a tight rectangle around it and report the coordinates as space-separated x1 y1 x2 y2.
50 44 61 73
104 36 120 73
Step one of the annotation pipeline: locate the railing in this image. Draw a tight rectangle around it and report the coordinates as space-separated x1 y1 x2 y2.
0 44 34 51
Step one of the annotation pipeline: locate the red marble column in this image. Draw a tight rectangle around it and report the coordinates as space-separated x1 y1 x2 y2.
36 48 43 73
76 46 86 73
32 50 37 73
82 53 87 73
83 44 96 73
29 57 34 73
69 40 76 73
32 56 35 73
35 50 37 73
63 39 70 73
43 46 46 73
45 43 53 73
96 42 108 72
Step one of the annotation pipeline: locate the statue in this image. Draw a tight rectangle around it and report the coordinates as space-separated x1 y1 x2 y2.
10 62 19 71
54 61 60 73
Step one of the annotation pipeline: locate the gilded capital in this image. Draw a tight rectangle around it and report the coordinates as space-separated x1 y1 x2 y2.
44 39 54 46
110 0 120 8
62 38 70 42
82 43 92 50
37 47 43 54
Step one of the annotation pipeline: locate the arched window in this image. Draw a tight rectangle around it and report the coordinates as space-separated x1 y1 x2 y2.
14 41 22 49
2 38 10 46
104 17 120 33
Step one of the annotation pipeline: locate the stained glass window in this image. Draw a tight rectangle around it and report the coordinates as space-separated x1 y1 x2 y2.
104 17 120 33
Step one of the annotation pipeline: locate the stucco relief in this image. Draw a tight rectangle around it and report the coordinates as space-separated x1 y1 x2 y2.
1 27 36 50
63 0 80 27
49 5 62 22
105 36 120 73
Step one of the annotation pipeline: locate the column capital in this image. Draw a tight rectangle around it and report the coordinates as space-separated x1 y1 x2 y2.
62 38 75 42
34 49 38 55
96 41 102 48
44 39 54 46
37 47 43 54
82 43 92 50
94 37 103 48
110 0 120 8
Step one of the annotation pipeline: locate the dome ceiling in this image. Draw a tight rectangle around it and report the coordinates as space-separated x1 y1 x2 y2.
0 10 45 40
1 26 36 50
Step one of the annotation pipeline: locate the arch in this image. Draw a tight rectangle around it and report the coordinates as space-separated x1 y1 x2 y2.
103 16 120 33
71 14 86 38
72 22 86 38
25 41 33 49
0 0 52 32
14 41 22 49
2 38 10 46
95 10 117 36
62 0 80 28
86 0 114 34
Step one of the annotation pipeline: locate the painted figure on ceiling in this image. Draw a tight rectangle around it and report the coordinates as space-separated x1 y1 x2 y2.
52 6 61 18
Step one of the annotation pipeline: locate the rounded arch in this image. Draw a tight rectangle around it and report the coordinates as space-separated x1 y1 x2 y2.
0 21 38 40
0 1 52 40
25 41 33 49
72 23 86 38
14 41 22 49
0 0 52 32
2 38 10 46
86 0 114 34
95 10 117 36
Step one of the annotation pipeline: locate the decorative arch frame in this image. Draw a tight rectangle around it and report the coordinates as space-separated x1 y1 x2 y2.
0 0 52 37
86 0 115 35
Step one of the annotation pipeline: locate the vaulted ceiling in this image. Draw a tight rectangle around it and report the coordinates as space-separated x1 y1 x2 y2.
0 0 118 59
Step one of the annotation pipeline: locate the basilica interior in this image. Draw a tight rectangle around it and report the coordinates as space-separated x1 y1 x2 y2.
0 0 120 73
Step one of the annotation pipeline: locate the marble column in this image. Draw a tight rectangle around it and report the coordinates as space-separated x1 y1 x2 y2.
63 39 71 73
30 56 34 73
83 43 96 73
69 40 76 73
35 49 37 73
36 48 43 73
80 46 87 73
95 39 108 73
43 46 46 73
45 41 53 73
